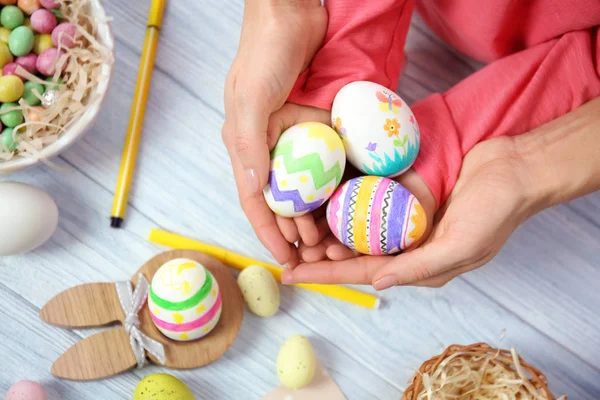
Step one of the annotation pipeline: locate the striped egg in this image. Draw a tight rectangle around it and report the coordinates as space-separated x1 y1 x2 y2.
264 122 346 218
326 176 427 255
148 258 222 342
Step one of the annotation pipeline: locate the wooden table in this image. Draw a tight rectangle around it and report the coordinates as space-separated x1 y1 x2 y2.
1 1 599 399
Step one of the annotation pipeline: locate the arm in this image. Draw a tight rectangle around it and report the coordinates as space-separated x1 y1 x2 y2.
287 0 416 110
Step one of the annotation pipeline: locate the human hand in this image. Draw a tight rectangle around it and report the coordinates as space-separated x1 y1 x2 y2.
282 136 537 288
222 0 327 266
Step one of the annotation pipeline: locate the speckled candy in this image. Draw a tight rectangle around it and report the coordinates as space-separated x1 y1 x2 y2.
9 26 35 56
33 33 52 54
17 0 41 16
36 47 63 75
2 62 24 80
16 52 37 73
264 122 346 218
4 380 47 400
0 5 24 29
0 42 13 68
0 27 11 43
39 0 59 8
0 102 23 127
148 258 223 342
30 9 56 33
51 22 76 48
331 81 421 178
0 75 24 101
326 176 427 255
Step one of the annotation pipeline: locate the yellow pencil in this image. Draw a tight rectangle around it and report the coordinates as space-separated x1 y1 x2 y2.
111 0 167 228
148 228 381 309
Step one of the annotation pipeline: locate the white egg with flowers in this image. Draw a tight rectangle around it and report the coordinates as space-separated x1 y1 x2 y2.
264 122 346 218
331 81 420 177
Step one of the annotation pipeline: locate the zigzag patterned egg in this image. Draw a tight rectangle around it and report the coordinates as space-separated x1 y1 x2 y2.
148 258 222 342
331 81 420 178
326 176 427 255
264 122 346 218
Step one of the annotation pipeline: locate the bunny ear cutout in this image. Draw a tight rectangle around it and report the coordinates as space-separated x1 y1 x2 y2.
52 327 137 380
40 282 125 328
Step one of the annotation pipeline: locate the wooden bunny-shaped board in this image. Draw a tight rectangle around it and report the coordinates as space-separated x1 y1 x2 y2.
40 250 244 381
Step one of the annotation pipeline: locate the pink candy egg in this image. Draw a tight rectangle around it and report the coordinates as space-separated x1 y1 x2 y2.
30 9 56 33
51 22 76 48
39 0 59 9
16 53 38 74
2 62 25 80
5 380 47 400
35 47 64 76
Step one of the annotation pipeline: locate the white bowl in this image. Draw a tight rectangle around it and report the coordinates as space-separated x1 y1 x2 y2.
0 0 115 176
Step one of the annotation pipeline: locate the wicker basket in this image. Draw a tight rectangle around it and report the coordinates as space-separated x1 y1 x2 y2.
402 343 561 400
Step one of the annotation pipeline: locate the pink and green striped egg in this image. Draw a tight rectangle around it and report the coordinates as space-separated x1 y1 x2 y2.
148 258 222 342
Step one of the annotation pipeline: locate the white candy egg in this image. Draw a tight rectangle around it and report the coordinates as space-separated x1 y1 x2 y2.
0 182 58 256
331 81 420 177
264 122 346 218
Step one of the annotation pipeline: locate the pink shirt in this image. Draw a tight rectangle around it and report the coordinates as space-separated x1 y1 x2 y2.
288 0 600 207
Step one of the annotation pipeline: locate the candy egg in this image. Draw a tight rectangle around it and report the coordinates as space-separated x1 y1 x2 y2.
0 27 12 43
327 176 427 255
0 0 18 5
132 373 194 400
148 258 222 342
5 380 47 400
16 52 37 73
35 46 63 75
0 182 58 255
0 75 24 102
277 335 317 390
264 122 346 218
32 33 52 54
237 265 280 317
1 61 24 80
1 127 18 151
30 9 56 33
0 102 24 126
9 26 34 56
331 81 420 177
0 41 13 68
23 80 43 105
17 0 41 16
39 0 59 9
0 5 24 30
51 21 76 48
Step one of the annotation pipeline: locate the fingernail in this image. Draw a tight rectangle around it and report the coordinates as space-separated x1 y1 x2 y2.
373 275 398 291
281 273 293 285
245 169 260 193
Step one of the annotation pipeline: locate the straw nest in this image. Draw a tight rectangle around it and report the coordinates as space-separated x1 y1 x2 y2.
402 343 565 400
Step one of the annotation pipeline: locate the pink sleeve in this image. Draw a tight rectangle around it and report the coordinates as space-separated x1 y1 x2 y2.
287 0 415 111
412 28 600 207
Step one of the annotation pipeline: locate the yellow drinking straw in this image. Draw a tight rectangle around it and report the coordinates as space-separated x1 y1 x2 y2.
148 228 381 309
111 0 167 228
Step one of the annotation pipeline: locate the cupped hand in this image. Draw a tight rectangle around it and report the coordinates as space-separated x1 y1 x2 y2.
222 0 327 266
282 136 537 288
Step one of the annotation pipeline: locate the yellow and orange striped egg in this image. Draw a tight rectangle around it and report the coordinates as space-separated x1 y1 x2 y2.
326 176 427 255
148 258 222 342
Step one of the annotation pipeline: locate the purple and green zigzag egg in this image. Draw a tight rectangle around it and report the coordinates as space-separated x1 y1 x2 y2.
326 176 427 255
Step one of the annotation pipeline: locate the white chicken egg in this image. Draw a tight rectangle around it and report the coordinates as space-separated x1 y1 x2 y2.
331 81 420 177
0 181 58 256
264 122 346 218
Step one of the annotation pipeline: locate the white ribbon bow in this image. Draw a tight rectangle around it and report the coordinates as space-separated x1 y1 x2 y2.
115 273 166 368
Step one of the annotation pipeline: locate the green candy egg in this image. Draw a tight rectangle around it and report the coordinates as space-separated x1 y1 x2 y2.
0 102 23 128
1 127 17 152
9 26 34 56
1 6 24 30
44 76 63 91
50 9 63 21
23 81 44 106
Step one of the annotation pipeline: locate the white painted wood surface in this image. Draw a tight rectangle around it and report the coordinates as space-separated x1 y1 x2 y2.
1 1 599 399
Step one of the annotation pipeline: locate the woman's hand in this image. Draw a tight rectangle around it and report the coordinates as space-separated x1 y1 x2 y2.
222 0 327 266
282 136 536 288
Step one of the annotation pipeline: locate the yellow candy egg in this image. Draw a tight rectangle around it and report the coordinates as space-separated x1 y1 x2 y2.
277 335 317 390
0 75 24 102
33 33 53 54
132 373 195 400
23 17 33 30
0 28 11 43
0 42 14 69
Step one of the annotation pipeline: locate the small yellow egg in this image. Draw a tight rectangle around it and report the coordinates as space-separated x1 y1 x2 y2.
0 28 11 43
277 335 317 390
237 265 280 317
0 75 24 103
132 373 195 400
0 42 13 69
23 17 33 30
33 33 53 55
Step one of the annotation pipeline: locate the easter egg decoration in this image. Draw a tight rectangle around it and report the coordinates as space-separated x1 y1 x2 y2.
277 335 317 390
237 265 280 317
331 81 420 177
5 380 47 400
326 176 427 255
132 373 195 400
264 122 346 218
148 258 222 342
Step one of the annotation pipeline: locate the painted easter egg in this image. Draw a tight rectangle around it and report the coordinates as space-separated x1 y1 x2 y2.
326 176 426 255
331 81 420 177
264 122 346 218
148 258 222 342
